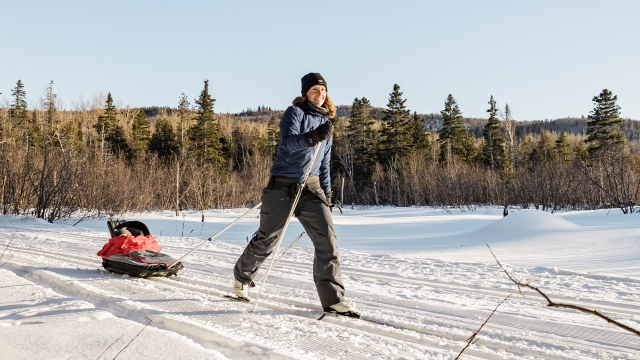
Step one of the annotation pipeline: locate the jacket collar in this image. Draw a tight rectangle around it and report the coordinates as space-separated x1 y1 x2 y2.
300 101 328 116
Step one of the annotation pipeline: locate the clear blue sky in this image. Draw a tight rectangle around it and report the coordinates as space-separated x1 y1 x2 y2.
1 0 638 120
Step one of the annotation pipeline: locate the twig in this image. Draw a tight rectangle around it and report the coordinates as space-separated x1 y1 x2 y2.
456 295 510 360
523 273 550 284
0 253 15 268
0 230 17 268
73 213 90 226
336 317 357 338
486 245 525 298
487 244 640 337
0 230 17 260
112 319 152 359
95 334 124 360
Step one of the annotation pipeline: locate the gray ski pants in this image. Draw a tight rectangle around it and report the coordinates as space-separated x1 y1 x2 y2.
233 180 345 308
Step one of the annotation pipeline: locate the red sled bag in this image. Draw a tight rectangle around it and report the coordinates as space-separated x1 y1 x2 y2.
97 220 183 278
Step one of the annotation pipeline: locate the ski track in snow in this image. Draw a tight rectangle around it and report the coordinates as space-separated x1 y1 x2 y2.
0 209 639 359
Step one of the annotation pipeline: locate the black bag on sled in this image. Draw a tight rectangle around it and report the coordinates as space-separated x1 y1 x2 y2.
99 220 183 278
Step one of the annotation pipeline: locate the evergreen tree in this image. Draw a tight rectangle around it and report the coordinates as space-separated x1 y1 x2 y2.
149 118 179 159
188 80 225 167
585 89 624 155
503 103 516 171
75 120 84 149
409 111 430 153
130 109 151 160
379 84 412 162
230 125 259 171
43 81 60 148
438 94 468 163
94 94 114 138
94 93 129 156
9 80 29 144
177 93 191 156
519 134 533 165
555 130 573 163
347 97 377 184
532 130 554 166
266 115 280 160
250 127 268 156
55 116 83 152
573 140 588 161
481 96 505 170
28 110 42 148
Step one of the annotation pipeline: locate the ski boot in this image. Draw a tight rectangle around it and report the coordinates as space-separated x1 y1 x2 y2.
231 279 254 302
323 300 360 319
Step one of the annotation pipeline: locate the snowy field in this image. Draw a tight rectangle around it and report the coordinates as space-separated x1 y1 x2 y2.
0 207 639 359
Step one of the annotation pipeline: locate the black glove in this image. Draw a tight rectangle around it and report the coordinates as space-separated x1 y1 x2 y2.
326 191 344 214
325 191 333 204
304 122 333 147
325 191 334 212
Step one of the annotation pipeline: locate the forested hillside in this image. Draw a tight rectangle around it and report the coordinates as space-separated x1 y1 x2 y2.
338 105 640 141
1 80 638 222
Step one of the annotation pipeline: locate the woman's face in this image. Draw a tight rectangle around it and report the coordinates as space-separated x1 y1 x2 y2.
306 85 326 107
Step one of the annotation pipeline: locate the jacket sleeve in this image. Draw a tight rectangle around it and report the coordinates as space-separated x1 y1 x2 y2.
320 134 332 192
280 106 310 151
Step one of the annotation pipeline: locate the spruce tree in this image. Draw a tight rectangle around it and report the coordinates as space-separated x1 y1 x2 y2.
266 115 280 160
503 103 516 170
347 97 377 185
177 93 191 156
130 109 151 160
28 110 42 148
481 96 505 170
573 140 588 161
94 93 129 156
409 112 430 153
519 134 534 166
438 94 468 163
532 130 554 166
149 118 179 159
555 130 573 162
585 89 624 155
379 84 411 162
75 120 84 149
9 80 29 144
188 80 225 167
43 81 60 148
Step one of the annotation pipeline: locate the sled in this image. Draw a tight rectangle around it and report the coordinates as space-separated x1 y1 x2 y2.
98 220 183 278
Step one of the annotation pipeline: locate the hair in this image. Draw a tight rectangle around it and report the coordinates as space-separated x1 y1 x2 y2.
292 94 336 118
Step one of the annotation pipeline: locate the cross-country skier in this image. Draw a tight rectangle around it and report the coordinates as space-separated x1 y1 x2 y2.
232 72 359 318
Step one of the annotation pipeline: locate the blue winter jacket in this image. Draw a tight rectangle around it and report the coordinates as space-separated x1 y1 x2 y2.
270 102 332 192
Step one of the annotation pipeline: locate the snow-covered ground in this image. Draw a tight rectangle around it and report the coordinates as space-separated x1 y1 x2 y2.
0 207 638 359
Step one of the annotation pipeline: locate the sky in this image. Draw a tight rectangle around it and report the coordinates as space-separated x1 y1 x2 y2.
1 0 639 120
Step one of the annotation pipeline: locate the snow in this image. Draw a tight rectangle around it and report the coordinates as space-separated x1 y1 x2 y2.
0 207 639 359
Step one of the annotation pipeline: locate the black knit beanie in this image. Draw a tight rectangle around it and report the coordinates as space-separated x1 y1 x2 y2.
301 73 327 96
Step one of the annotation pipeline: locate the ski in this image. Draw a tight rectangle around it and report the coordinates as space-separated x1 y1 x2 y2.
224 293 393 328
317 312 402 329
223 295 250 303
317 311 360 320
170 277 407 331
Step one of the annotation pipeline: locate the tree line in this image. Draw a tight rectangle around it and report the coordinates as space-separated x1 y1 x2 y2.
0 80 638 222
331 86 639 214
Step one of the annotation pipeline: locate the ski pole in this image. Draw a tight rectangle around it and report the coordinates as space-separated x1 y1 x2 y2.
255 230 306 283
251 144 322 312
168 202 262 268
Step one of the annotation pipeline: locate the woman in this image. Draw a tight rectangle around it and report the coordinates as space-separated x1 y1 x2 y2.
233 72 358 318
